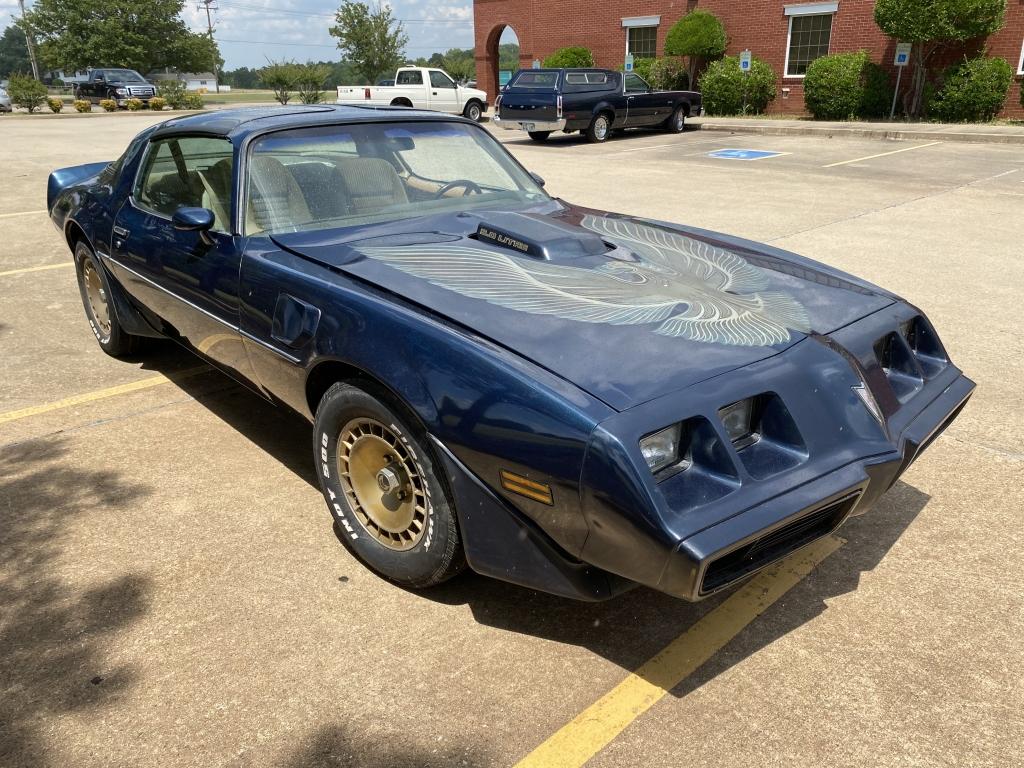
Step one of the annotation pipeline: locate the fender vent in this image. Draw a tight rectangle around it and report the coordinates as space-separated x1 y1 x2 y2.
700 492 860 595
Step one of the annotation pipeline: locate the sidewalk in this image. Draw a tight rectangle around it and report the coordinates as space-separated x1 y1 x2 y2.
694 116 1024 145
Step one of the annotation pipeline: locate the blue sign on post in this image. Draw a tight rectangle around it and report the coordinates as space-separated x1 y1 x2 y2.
708 149 783 161
739 50 752 72
624 53 634 72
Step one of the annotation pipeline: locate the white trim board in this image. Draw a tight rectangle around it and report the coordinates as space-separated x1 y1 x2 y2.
621 16 660 28
785 2 839 16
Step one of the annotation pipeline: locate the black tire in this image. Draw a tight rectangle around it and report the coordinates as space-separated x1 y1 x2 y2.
528 131 551 142
586 112 612 143
313 382 465 589
463 100 483 122
73 239 142 357
664 105 686 133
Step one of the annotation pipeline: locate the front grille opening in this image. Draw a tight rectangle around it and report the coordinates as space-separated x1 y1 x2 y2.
700 493 860 595
875 332 923 403
902 315 948 379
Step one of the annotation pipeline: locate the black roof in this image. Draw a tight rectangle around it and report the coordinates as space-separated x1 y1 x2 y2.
149 104 466 141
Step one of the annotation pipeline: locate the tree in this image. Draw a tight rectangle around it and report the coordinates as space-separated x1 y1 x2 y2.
541 47 594 68
329 1 408 84
20 0 221 75
0 26 31 80
440 48 475 82
873 0 1007 117
664 10 727 85
6 72 47 112
258 61 301 105
295 62 332 104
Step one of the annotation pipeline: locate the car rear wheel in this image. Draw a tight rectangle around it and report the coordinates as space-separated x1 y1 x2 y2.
586 113 612 143
463 100 483 122
74 240 143 357
313 382 465 589
528 131 551 142
664 106 686 133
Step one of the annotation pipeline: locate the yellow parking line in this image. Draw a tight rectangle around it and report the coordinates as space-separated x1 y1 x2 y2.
0 209 48 219
0 366 209 425
823 141 941 168
514 535 845 768
0 262 74 277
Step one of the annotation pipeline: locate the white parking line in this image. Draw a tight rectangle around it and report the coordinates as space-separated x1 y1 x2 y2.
823 141 941 168
0 209 48 219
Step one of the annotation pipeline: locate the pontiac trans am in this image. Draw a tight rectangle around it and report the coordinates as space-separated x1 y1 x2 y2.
47 106 974 601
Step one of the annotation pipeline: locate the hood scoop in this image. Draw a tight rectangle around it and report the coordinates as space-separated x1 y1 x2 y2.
468 211 609 261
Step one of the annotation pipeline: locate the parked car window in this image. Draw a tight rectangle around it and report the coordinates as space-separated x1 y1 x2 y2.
104 69 148 84
135 136 234 232
429 71 456 89
565 72 608 85
624 73 650 93
245 121 548 235
396 70 423 85
509 71 559 88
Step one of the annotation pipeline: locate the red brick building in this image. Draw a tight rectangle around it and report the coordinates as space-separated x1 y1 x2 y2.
473 0 1024 117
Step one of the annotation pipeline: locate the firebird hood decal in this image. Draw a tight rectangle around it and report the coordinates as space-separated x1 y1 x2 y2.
358 218 810 347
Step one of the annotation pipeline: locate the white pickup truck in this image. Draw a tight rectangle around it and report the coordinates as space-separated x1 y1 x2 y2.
337 67 489 122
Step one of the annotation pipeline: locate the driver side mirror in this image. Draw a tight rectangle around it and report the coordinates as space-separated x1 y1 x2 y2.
529 171 546 188
173 207 216 233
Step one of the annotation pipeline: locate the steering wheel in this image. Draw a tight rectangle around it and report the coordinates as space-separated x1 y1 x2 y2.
435 179 483 198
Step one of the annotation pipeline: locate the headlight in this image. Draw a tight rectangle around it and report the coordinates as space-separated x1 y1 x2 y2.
639 424 682 473
718 398 758 449
116 88 128 95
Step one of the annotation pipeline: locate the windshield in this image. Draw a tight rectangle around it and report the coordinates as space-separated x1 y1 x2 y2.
245 121 549 235
105 69 146 83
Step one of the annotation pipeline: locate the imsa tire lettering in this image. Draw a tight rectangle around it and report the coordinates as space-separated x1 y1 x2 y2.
321 430 358 539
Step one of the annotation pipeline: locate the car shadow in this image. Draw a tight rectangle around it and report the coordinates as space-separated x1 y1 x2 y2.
278 723 489 768
498 122 702 147
0 436 154 767
150 359 931 698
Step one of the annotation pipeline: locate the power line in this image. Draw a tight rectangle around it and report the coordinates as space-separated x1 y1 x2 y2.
214 1 473 23
216 38 468 51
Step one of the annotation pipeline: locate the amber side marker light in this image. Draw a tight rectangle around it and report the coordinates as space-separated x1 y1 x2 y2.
500 470 554 505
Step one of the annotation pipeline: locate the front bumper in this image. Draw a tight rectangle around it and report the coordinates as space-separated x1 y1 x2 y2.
493 114 566 132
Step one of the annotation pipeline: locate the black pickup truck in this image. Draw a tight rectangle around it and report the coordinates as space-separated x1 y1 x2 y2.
494 67 701 143
74 68 157 106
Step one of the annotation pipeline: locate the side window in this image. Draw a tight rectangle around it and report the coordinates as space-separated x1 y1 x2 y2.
135 136 234 232
624 73 650 93
429 70 456 89
396 70 423 85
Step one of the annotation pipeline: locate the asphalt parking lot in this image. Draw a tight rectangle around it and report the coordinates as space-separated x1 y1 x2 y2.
2 113 1023 767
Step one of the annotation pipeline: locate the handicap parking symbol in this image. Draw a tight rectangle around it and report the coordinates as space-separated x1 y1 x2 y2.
708 148 784 160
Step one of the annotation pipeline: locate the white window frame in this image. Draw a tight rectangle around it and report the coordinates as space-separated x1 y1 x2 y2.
622 16 660 61
1017 39 1024 76
783 3 839 79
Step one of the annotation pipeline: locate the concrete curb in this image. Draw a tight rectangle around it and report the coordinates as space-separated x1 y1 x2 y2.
694 120 1024 146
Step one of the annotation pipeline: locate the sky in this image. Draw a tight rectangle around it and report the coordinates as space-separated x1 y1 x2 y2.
0 0 484 70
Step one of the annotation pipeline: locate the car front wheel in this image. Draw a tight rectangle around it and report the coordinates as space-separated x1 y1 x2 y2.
463 101 483 122
74 240 143 357
313 382 465 588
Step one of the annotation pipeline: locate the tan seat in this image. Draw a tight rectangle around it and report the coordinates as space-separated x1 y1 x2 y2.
333 157 409 215
197 158 233 232
246 155 312 234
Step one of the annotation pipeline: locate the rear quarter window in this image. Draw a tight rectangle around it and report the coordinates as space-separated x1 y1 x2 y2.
562 71 616 93
509 71 560 88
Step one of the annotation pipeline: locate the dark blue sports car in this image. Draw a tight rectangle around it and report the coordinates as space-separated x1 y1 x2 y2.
47 106 973 601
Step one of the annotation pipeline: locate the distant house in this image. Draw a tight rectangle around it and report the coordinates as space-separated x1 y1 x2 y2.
147 70 225 92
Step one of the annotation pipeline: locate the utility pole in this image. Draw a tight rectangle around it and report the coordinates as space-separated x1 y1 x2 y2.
17 0 41 81
198 0 220 93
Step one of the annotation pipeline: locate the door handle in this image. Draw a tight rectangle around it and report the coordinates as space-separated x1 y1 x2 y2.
432 91 438 95
113 225 130 238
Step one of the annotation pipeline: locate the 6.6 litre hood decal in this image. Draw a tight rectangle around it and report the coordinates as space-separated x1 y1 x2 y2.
358 218 810 347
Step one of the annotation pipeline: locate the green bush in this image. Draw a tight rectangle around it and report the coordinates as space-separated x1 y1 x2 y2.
99 99 117 112
930 55 1013 122
157 80 187 109
700 56 777 115
125 97 144 111
803 52 893 120
295 62 331 104
183 92 204 110
259 61 300 104
542 46 595 68
7 74 48 113
648 57 690 91
73 99 91 113
47 97 64 113
664 10 727 84
149 97 167 111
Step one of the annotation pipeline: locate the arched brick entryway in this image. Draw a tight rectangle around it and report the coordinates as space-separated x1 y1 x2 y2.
474 18 532 100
